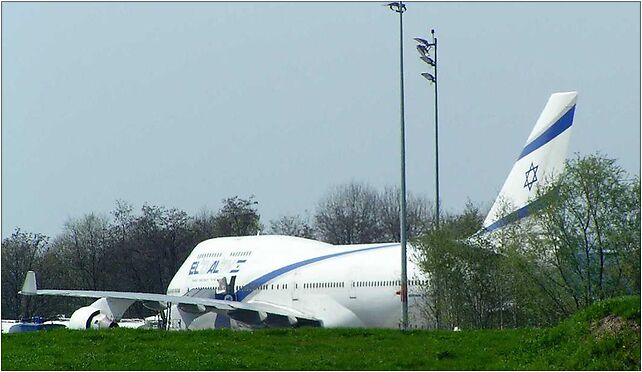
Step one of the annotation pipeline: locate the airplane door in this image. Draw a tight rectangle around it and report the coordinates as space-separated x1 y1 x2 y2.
349 279 357 299
290 271 299 301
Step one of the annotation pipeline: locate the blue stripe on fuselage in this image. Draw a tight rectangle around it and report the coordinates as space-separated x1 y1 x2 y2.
517 105 575 160
235 243 399 301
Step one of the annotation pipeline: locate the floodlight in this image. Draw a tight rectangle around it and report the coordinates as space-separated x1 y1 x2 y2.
421 72 435 82
386 2 406 12
420 56 435 66
416 44 430 57
414 37 429 46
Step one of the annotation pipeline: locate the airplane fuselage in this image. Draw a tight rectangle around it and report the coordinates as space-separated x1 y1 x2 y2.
166 235 428 329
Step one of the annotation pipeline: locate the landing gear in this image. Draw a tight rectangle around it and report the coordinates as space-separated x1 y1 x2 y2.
157 302 172 330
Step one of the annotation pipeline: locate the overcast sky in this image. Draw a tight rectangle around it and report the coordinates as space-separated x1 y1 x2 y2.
2 1 640 239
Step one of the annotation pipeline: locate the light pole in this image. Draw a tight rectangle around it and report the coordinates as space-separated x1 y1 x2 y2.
387 0 409 330
415 29 440 228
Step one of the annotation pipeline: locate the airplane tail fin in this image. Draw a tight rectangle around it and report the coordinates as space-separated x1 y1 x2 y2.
481 91 578 234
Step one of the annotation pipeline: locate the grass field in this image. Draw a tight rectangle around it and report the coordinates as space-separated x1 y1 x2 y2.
2 296 639 370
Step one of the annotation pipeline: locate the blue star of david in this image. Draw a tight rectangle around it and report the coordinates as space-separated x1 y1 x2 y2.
524 162 539 191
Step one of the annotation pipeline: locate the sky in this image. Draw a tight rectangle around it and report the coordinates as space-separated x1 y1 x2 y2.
2 1 640 239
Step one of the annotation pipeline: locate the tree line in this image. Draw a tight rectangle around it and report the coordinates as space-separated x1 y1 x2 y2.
2 186 432 320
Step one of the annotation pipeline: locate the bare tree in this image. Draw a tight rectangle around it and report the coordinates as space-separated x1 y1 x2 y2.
212 196 262 237
314 183 433 244
56 214 112 291
378 186 433 242
1 229 50 319
314 183 382 244
269 213 315 239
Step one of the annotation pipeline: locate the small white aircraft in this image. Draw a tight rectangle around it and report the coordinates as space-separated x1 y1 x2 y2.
20 92 578 330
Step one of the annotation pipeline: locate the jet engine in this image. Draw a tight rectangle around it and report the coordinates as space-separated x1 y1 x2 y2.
67 297 135 330
69 306 118 329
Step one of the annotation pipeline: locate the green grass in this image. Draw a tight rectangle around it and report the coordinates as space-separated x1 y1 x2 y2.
2 296 639 370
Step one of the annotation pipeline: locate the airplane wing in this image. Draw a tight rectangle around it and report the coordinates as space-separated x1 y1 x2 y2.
20 271 322 328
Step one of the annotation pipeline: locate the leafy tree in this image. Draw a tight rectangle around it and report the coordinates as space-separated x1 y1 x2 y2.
417 154 640 329
513 154 640 312
418 154 641 329
416 204 507 329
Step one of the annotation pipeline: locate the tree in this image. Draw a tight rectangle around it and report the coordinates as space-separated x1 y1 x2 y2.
516 154 640 311
119 204 196 294
314 183 433 244
378 186 433 242
212 196 262 237
314 183 381 244
191 208 219 242
419 153 641 329
1 229 50 319
269 214 315 239
55 213 112 291
416 204 507 329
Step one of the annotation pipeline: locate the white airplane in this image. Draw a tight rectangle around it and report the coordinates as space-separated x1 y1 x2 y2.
20 91 578 330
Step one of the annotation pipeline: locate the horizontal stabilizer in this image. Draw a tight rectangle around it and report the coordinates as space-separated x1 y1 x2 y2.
20 271 37 295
